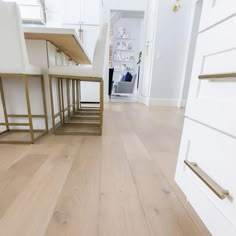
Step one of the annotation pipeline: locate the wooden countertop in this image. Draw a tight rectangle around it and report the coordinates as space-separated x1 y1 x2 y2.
24 26 91 65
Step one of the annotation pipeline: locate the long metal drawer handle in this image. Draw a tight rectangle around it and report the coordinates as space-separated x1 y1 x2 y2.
184 160 229 200
199 72 236 80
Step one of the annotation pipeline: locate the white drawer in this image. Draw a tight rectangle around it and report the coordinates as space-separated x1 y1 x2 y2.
186 16 236 137
199 0 236 32
175 119 236 236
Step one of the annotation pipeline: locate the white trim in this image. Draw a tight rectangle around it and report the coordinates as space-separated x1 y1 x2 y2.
178 0 202 108
148 98 179 107
108 95 180 107
178 100 187 108
137 95 150 106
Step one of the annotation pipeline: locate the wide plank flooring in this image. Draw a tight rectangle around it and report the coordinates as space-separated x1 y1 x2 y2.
0 103 210 236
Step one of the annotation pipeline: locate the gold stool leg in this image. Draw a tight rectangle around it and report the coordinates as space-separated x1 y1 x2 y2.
0 76 9 131
99 79 104 135
57 78 63 126
72 79 75 113
24 76 34 143
76 80 81 111
66 79 70 118
100 79 104 112
41 75 48 131
61 79 65 123
49 76 56 133
75 80 78 111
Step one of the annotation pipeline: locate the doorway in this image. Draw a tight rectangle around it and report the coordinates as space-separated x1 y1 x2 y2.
108 10 145 102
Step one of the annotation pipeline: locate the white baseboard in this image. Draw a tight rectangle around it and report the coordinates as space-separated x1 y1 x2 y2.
148 98 179 107
137 96 150 106
108 95 181 108
178 100 187 108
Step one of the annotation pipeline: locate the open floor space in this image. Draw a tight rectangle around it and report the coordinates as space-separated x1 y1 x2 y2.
0 103 209 236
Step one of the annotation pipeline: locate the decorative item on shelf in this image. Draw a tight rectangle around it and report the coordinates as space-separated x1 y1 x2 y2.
113 51 121 61
127 42 132 50
122 41 127 49
121 64 126 70
129 55 135 61
116 41 121 49
116 41 133 50
125 56 130 61
172 0 181 12
114 65 121 71
117 27 129 38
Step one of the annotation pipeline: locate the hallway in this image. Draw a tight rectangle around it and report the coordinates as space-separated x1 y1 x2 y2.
0 103 209 236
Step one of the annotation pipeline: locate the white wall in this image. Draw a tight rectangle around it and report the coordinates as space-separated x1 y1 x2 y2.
147 0 196 106
103 0 146 12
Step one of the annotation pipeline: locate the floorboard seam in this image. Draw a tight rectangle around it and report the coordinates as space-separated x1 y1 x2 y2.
152 158 207 236
122 137 153 236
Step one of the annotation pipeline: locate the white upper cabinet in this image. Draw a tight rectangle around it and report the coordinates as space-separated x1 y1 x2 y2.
199 0 236 31
4 0 45 24
82 0 101 25
63 0 101 25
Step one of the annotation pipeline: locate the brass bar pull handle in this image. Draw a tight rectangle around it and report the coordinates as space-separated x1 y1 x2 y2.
184 160 229 200
199 72 236 80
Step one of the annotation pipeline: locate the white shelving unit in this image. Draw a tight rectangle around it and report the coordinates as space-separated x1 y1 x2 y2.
112 37 137 82
109 13 145 97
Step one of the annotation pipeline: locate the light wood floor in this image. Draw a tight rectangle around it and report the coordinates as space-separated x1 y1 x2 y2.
0 103 210 236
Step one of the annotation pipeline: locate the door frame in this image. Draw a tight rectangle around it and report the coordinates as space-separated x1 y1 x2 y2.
178 0 203 107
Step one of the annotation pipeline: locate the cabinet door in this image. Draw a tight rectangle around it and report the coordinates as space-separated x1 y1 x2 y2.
186 15 236 137
83 0 101 25
175 118 236 236
199 0 236 31
63 0 101 25
63 0 82 23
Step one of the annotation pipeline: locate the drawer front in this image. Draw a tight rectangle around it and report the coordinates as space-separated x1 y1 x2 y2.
199 0 236 32
175 118 236 235
186 16 236 137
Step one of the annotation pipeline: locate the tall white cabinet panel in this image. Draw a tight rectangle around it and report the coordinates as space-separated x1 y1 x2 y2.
199 0 236 31
175 1 236 235
186 16 236 137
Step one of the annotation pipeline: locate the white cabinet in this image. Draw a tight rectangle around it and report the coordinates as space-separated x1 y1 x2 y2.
199 0 236 31
186 16 236 137
175 1 236 235
63 0 101 25
176 119 236 236
82 0 101 25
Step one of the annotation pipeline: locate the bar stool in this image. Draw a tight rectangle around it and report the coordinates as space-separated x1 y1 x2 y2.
0 3 48 144
48 24 108 135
